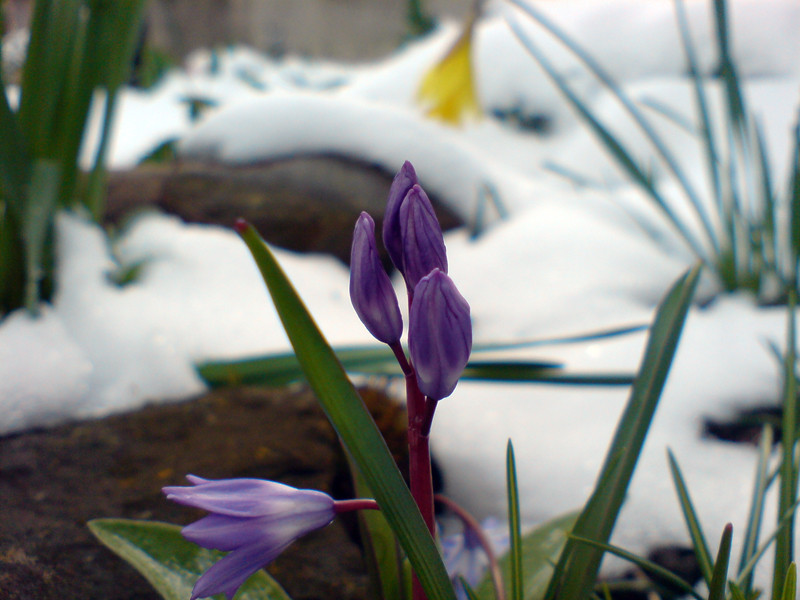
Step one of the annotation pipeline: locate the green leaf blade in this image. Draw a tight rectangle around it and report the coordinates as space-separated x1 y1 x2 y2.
543 264 701 600
476 512 578 600
88 518 292 600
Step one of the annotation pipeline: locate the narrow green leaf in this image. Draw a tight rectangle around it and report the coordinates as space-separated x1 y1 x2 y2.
752 118 779 286
461 578 482 600
17 0 82 157
237 223 456 600
507 441 524 600
0 209 25 315
708 524 733 600
88 518 291 600
22 159 61 313
674 0 724 223
781 562 797 600
639 96 697 135
197 346 397 387
774 291 799 600
198 350 632 388
788 120 800 269
567 535 703 600
349 455 404 600
727 580 747 600
736 498 800 588
737 425 773 596
667 449 714 585
713 0 747 135
0 82 31 213
462 364 632 386
543 265 701 600
476 512 578 600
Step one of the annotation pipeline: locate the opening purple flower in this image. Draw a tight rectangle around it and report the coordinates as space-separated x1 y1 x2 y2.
163 475 336 600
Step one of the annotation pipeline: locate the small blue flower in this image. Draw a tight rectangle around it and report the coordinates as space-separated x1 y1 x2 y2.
350 212 404 344
163 475 336 600
441 517 509 600
409 269 472 400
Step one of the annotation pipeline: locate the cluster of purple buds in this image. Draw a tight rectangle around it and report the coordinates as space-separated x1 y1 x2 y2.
350 161 472 400
164 162 471 600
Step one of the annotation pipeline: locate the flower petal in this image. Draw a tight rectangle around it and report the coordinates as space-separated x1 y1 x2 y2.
399 184 448 292
190 541 287 600
409 269 472 400
181 514 267 552
163 476 334 518
383 161 419 273
349 212 403 344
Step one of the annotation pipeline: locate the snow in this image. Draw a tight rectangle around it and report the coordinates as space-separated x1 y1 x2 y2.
5 0 800 591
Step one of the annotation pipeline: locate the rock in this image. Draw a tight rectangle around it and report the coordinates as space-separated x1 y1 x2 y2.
105 157 463 266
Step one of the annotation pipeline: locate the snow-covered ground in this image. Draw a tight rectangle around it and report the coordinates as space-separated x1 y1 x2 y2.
4 0 800 590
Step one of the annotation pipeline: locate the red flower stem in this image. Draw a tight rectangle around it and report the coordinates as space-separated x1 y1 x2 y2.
390 341 413 377
334 498 381 513
420 397 439 437
407 378 435 536
391 340 436 600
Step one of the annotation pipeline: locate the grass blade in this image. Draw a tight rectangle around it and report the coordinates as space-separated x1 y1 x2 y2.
543 264 701 600
789 119 800 271
773 291 799 600
713 0 747 136
237 222 456 600
476 512 577 600
507 441 524 600
197 346 397 387
781 562 797 600
736 498 800 588
667 449 714 585
0 80 30 211
674 0 724 223
22 159 60 313
198 348 633 388
349 455 405 600
568 536 703 600
708 524 733 600
17 0 82 157
506 0 718 258
737 425 773 596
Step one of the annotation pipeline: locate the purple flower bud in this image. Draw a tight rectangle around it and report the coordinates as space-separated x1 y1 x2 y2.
409 269 472 400
399 184 448 292
163 476 336 600
383 161 419 273
350 212 403 344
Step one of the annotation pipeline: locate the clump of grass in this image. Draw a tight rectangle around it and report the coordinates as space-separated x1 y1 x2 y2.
0 0 146 316
506 0 800 304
